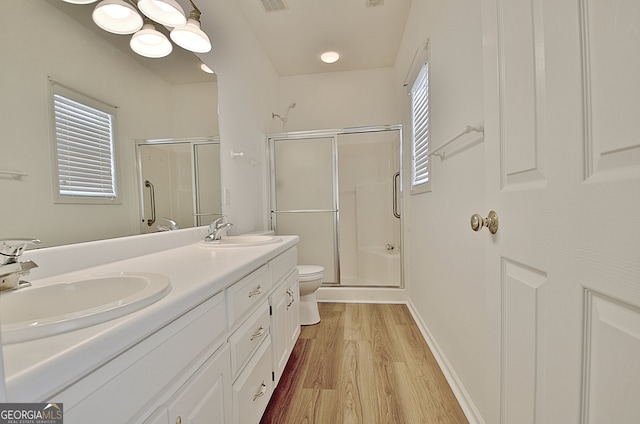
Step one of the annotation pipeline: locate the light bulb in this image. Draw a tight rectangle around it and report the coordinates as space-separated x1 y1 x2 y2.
321 51 340 64
130 23 173 58
93 0 143 35
137 0 186 27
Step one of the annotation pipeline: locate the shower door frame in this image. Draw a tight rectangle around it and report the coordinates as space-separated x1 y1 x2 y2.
135 136 222 233
267 124 404 288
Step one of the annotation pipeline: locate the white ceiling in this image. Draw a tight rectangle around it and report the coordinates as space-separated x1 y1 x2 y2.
234 0 413 76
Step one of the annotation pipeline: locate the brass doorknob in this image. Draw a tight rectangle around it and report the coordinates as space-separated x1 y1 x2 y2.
471 211 499 234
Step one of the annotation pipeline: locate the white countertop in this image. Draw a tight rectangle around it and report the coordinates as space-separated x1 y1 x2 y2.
1 229 298 402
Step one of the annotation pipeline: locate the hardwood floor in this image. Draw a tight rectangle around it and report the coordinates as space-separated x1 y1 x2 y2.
261 303 469 424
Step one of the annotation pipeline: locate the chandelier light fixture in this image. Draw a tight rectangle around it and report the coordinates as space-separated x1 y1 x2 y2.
63 0 212 59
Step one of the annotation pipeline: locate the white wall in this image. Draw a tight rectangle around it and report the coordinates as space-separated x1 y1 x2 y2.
171 82 219 138
197 0 281 234
395 0 487 420
279 67 404 131
0 1 217 248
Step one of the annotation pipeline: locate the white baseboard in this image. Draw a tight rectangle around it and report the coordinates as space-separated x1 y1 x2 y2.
316 286 407 303
405 299 485 424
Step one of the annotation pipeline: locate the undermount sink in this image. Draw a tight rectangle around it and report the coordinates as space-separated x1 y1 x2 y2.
0 272 172 344
198 235 282 248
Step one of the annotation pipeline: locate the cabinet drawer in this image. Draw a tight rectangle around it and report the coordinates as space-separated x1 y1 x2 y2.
232 338 273 424
269 247 297 285
229 301 271 378
227 265 269 330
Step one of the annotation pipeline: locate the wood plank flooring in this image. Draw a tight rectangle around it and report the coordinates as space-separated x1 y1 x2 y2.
261 303 469 424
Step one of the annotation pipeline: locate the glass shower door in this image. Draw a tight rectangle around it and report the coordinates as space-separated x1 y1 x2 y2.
270 136 339 283
193 143 222 226
337 131 401 286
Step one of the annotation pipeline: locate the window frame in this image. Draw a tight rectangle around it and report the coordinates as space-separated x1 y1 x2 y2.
409 56 431 195
49 81 121 205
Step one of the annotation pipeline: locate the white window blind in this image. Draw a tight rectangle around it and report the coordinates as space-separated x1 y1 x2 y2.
51 86 118 202
410 62 430 193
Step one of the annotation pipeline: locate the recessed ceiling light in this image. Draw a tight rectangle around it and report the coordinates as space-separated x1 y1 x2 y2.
200 63 214 74
320 51 340 64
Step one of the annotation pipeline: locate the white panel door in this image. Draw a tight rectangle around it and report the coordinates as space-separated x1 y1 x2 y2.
0 329 5 402
482 0 640 423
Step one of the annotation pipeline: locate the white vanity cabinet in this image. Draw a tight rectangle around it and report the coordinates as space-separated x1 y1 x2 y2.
226 246 298 424
54 291 228 423
141 246 299 424
43 245 299 424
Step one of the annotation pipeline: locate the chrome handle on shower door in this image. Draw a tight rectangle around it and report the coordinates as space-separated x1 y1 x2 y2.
393 172 401 219
145 180 156 226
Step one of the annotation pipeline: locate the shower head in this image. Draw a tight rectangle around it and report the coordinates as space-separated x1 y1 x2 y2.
272 101 297 131
284 102 297 120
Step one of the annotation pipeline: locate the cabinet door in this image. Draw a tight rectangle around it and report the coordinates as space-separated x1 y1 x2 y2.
285 274 300 351
269 280 289 384
270 270 301 384
166 345 232 424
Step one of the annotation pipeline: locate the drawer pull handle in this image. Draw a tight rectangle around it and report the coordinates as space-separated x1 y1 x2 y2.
176 417 182 424
248 285 262 298
250 325 265 341
253 381 267 401
286 288 294 309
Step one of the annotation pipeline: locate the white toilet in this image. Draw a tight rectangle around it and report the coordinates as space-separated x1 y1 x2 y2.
297 265 324 325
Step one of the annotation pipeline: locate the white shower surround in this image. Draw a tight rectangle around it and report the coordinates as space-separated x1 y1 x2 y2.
339 182 401 286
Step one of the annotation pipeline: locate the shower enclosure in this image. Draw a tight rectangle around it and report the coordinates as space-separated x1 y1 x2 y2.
136 137 221 233
268 126 402 287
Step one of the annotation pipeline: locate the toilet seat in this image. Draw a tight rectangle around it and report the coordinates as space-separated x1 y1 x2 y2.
297 265 324 282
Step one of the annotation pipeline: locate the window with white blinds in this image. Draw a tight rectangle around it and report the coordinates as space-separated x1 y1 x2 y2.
410 61 431 194
50 83 119 203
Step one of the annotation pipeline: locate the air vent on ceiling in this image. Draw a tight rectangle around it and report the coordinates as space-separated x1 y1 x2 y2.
366 0 384 6
261 0 289 12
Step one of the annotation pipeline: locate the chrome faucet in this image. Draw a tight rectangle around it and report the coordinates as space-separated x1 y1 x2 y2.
157 217 180 231
0 239 41 293
205 217 234 242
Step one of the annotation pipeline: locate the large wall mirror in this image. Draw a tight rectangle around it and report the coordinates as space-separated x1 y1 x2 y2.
0 0 220 248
